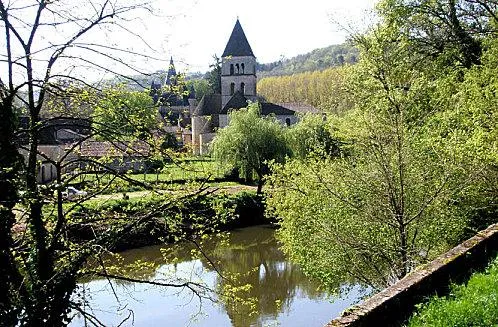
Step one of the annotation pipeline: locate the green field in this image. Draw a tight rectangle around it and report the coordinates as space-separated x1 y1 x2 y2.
75 158 233 193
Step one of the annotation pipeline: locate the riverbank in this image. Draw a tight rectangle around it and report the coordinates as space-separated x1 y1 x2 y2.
67 188 268 252
407 255 498 326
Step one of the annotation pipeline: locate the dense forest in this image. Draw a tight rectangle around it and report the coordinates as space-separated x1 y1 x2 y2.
256 44 358 77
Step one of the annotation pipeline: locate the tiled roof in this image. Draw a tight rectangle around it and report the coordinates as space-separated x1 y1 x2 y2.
261 103 296 115
222 19 255 57
193 94 222 116
275 102 320 114
220 91 248 114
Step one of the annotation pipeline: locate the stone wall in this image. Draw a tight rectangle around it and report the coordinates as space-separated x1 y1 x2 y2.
326 223 498 327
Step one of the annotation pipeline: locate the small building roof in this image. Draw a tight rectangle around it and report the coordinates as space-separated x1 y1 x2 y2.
261 103 296 116
222 19 255 57
193 94 222 116
220 91 248 114
275 102 320 114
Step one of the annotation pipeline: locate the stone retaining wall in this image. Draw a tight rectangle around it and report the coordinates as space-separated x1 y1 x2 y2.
326 223 498 327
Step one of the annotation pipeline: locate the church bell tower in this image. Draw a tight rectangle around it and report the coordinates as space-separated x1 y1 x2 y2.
221 19 257 110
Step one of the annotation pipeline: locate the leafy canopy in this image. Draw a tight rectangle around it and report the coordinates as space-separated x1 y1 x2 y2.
266 21 474 291
93 85 157 140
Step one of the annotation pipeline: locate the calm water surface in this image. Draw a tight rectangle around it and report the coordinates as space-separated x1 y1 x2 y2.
71 226 364 327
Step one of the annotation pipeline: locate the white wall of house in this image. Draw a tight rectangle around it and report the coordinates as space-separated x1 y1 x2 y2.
199 133 216 156
275 115 298 126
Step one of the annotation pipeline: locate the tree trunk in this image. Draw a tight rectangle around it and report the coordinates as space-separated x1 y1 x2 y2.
256 171 264 194
0 94 24 324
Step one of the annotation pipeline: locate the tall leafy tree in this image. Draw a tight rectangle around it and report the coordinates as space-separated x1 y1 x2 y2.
93 85 157 140
0 1 210 325
378 0 498 68
266 23 473 290
206 55 222 94
285 113 339 158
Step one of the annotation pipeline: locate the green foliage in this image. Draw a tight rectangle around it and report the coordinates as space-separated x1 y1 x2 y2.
69 190 261 243
93 84 157 140
417 31 498 234
186 79 212 101
285 113 338 158
41 82 98 118
211 103 290 193
266 23 473 291
257 66 352 113
376 0 497 68
257 43 358 77
205 55 222 94
408 257 498 327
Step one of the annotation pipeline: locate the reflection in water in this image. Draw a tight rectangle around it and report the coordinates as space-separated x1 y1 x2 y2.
71 226 365 326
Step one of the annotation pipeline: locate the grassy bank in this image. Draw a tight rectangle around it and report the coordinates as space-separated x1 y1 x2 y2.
68 190 266 251
407 256 498 327
75 157 246 195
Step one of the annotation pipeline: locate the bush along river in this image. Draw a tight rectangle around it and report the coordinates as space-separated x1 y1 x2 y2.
70 225 366 327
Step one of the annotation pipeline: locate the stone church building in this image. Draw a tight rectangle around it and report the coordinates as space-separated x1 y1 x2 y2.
191 19 300 155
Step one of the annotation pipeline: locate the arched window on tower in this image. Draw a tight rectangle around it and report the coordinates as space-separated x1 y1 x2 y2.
241 83 245 95
241 63 245 74
230 83 235 95
236 64 240 74
230 64 234 75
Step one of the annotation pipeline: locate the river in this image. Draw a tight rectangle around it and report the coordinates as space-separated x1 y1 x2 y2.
70 225 365 326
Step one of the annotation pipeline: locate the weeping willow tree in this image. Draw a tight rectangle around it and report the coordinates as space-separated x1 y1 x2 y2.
211 103 290 194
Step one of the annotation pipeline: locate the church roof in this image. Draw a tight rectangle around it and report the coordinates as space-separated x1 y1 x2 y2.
220 91 248 114
193 94 222 116
166 56 177 86
261 103 296 115
222 19 255 57
220 92 296 116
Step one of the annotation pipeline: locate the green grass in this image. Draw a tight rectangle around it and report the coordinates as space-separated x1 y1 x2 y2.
407 256 498 327
66 181 247 210
78 158 226 185
131 159 224 182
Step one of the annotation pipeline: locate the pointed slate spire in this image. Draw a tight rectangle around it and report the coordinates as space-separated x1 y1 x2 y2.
188 83 196 99
166 56 177 85
222 19 254 57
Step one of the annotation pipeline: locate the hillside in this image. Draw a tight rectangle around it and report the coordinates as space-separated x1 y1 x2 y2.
256 43 358 78
101 43 358 96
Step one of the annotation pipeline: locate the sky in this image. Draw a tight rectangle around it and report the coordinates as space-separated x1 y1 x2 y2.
147 0 378 74
0 0 378 84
